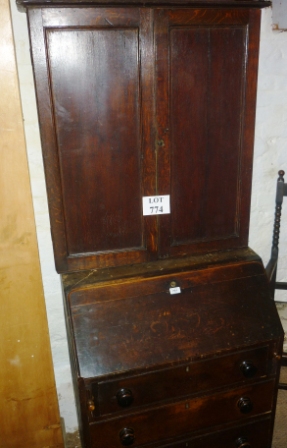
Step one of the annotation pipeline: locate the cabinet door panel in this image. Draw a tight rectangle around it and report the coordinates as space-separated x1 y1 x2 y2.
28 8 156 272
156 9 260 257
47 28 142 254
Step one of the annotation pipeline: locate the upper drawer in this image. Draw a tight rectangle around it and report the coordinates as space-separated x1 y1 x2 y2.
95 346 270 417
89 380 275 448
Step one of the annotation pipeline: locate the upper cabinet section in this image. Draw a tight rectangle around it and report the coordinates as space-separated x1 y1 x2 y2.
25 5 267 272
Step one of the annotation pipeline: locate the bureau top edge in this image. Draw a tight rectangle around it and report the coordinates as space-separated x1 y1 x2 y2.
16 0 271 8
61 248 262 293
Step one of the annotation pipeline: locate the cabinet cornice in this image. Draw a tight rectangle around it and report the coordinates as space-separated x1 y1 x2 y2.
17 0 271 9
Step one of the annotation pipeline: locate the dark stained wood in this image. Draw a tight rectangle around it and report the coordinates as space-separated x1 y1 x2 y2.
96 346 269 417
28 6 263 272
47 27 143 254
62 258 283 448
89 381 275 447
24 2 282 448
156 8 261 257
62 247 261 291
28 7 157 272
68 259 264 307
67 261 283 379
126 417 273 447
170 24 244 241
19 0 272 7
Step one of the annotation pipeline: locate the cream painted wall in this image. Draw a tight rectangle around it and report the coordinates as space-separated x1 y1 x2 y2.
9 3 287 433
0 0 64 445
249 8 287 297
272 0 287 30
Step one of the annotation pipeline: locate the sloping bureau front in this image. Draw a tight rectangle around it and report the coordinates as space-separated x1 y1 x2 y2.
63 257 283 447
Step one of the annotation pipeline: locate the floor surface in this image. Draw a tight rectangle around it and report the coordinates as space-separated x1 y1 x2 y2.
272 366 287 448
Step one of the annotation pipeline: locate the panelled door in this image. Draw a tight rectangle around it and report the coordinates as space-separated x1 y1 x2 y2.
28 7 157 272
28 6 261 272
155 8 261 258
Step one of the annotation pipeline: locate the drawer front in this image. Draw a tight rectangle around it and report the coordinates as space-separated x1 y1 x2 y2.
96 346 269 416
144 417 273 448
90 380 275 448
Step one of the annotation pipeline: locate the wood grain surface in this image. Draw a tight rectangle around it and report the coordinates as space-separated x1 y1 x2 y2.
28 6 263 272
68 261 283 378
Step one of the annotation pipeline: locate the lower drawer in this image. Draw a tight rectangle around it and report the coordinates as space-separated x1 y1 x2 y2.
144 417 273 448
89 380 275 448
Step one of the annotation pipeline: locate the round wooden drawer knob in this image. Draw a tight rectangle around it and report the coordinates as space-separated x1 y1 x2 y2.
87 399 95 412
240 361 257 378
237 397 253 414
119 428 135 446
235 436 251 448
116 388 134 407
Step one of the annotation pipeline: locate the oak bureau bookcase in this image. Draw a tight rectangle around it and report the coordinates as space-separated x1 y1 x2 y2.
17 0 284 447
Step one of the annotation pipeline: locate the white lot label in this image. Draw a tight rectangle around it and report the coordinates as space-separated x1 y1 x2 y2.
142 195 170 216
169 287 181 295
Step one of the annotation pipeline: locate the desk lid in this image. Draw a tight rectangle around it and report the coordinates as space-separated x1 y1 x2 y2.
67 260 283 379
